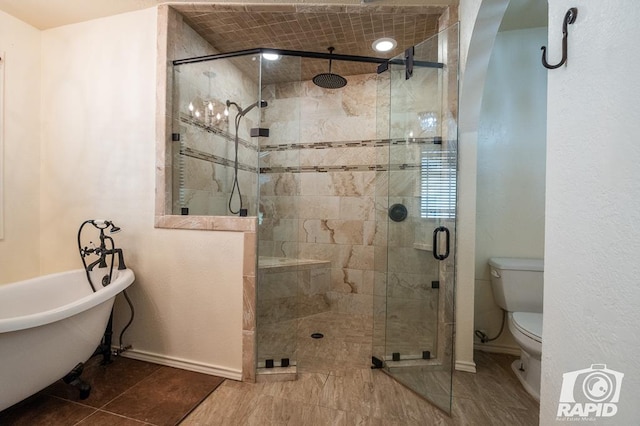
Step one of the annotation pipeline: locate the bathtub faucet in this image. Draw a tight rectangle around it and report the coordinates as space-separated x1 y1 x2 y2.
78 220 128 291
86 247 127 271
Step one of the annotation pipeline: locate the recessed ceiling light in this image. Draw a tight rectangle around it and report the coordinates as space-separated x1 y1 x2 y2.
372 37 397 53
262 52 280 61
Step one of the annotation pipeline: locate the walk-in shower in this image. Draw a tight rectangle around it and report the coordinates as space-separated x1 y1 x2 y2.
170 23 459 413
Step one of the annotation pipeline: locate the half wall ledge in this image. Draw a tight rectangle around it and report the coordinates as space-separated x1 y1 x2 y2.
154 215 257 232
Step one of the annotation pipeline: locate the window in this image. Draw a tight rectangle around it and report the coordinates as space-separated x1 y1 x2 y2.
420 148 457 219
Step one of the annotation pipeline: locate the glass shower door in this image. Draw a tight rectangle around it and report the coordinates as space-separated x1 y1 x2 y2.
256 54 302 378
378 23 458 414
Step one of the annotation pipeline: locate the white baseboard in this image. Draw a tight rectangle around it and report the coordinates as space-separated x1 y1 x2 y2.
473 342 521 356
455 360 477 373
116 347 242 381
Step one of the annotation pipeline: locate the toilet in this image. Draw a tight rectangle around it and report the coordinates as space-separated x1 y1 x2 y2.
489 257 543 401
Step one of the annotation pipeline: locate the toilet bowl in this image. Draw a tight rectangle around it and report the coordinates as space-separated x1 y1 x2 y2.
488 257 544 401
508 311 542 401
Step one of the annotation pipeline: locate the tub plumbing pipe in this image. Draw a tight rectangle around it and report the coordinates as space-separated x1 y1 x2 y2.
91 293 135 364
92 313 115 365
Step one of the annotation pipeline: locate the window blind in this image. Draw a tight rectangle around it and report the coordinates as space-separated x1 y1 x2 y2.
420 148 456 219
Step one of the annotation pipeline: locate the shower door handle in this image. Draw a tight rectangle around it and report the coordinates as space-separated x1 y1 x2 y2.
432 226 450 260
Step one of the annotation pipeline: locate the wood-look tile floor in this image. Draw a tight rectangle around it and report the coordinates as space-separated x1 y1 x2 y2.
0 356 225 426
182 350 539 425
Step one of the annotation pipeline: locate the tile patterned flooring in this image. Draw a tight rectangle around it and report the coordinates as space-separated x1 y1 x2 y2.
182 350 539 425
0 356 224 425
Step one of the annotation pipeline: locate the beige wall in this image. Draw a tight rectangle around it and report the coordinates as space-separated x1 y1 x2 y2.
0 10 41 284
38 8 245 378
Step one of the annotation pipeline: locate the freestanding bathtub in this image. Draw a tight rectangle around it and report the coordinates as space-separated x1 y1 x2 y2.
0 267 134 411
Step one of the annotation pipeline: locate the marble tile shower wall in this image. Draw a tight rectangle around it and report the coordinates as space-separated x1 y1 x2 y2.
258 74 439 329
173 42 260 215
258 74 387 318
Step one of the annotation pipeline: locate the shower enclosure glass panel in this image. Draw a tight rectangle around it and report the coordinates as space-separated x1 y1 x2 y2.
257 52 388 378
375 23 458 414
256 54 303 375
171 55 261 216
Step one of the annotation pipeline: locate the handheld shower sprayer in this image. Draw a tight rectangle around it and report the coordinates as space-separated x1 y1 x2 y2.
225 98 269 215
225 99 241 113
239 99 268 117
90 219 121 233
226 99 268 118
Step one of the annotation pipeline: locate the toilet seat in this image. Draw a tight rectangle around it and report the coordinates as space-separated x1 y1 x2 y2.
511 312 542 343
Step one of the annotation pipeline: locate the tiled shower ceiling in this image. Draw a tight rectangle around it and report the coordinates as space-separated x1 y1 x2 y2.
172 4 448 83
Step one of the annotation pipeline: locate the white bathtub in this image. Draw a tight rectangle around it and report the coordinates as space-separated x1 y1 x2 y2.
0 267 135 411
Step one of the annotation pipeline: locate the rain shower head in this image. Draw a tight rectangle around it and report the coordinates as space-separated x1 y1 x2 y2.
313 73 347 89
313 47 347 89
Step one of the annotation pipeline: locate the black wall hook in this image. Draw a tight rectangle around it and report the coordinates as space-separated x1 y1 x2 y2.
541 7 578 69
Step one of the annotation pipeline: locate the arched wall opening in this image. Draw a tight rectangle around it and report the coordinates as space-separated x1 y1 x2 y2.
455 0 510 372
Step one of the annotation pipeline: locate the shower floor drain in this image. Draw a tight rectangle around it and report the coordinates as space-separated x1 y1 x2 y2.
311 333 324 339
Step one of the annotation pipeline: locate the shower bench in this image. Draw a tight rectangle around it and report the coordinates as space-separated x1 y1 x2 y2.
257 257 331 316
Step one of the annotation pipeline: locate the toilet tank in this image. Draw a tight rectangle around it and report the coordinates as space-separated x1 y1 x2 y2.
489 257 544 313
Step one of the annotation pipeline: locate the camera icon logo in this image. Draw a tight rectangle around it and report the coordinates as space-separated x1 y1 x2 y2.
557 364 624 418
582 369 615 402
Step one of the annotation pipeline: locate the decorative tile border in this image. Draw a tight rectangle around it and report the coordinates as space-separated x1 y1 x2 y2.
181 146 258 173
180 114 256 151
178 133 447 174
260 137 443 152
260 163 422 174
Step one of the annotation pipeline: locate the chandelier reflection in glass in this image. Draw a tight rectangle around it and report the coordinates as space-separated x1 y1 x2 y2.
187 99 230 127
418 111 438 134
